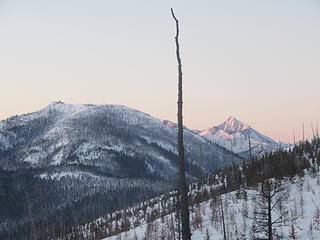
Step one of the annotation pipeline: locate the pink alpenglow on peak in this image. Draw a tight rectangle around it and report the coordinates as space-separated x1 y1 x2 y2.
199 117 279 156
223 116 250 133
160 120 177 128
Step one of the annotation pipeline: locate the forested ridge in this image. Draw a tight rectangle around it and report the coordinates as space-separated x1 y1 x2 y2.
0 103 242 240
55 138 320 240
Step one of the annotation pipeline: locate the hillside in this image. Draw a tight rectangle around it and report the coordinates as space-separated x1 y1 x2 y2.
0 102 241 240
0 101 240 177
55 138 320 240
104 172 320 240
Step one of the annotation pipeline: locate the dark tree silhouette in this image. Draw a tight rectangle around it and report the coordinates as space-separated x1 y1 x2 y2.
252 178 287 240
220 194 227 240
171 8 191 240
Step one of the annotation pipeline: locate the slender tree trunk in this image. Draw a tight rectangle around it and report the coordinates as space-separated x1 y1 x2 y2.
220 194 227 240
248 133 252 161
268 194 273 240
171 8 191 240
267 192 273 240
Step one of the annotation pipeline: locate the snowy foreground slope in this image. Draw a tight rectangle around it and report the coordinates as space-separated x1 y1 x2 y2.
199 117 279 157
104 172 320 240
55 138 319 240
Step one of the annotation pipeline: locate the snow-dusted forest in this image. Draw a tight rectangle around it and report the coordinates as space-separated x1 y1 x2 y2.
1 2 319 240
55 138 320 240
104 172 320 240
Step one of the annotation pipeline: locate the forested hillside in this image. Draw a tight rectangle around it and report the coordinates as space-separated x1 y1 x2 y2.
55 138 320 240
0 102 241 240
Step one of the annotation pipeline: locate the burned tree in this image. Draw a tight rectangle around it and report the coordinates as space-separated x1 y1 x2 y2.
171 8 191 240
251 178 288 240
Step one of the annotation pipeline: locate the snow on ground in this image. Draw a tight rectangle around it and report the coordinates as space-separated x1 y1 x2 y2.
39 171 101 180
141 135 178 155
199 117 279 154
103 172 320 240
23 152 47 165
0 133 13 150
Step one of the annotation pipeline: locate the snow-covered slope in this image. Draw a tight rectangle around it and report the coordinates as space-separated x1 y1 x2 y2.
0 101 240 179
0 102 245 239
199 116 279 157
54 138 320 240
102 172 320 240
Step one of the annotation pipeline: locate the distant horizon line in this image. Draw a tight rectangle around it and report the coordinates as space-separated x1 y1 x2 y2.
1 100 318 145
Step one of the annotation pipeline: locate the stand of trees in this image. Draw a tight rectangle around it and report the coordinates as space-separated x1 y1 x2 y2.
55 138 320 240
0 165 169 240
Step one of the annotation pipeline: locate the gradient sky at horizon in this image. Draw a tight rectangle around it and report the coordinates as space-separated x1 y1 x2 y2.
0 0 319 142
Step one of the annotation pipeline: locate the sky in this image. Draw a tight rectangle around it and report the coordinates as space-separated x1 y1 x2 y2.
0 0 319 142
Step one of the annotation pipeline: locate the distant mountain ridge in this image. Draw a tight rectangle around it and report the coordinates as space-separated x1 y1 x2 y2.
0 101 240 177
0 101 244 239
0 102 286 239
198 116 279 157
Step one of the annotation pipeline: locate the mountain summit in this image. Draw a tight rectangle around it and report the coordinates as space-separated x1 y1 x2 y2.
0 102 240 176
199 116 279 156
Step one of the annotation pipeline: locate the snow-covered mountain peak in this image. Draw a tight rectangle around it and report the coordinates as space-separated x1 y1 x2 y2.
45 100 66 109
48 100 65 105
199 117 279 156
223 116 250 133
44 101 86 112
199 116 250 138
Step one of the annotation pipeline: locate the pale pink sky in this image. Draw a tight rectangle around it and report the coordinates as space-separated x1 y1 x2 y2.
0 0 319 142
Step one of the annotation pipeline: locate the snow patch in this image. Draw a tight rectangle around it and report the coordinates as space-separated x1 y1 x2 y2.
24 152 46 165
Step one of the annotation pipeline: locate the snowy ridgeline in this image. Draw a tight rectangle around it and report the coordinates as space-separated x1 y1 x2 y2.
103 172 320 240
0 101 240 179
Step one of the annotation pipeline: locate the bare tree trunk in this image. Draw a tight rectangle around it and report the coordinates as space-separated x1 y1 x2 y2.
171 8 191 240
200 143 203 172
267 188 273 240
220 194 227 240
248 133 253 160
311 122 315 139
